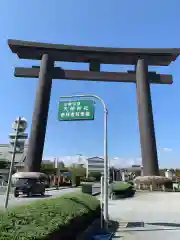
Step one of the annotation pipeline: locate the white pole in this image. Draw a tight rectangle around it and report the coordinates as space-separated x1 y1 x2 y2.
103 107 108 229
54 158 60 189
57 158 60 189
86 160 89 178
107 158 110 184
113 169 115 181
5 116 21 209
100 175 104 228
60 94 109 228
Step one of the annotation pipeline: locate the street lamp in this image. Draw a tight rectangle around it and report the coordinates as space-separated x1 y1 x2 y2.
5 117 28 208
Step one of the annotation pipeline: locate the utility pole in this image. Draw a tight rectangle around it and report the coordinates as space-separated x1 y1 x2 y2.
5 117 28 209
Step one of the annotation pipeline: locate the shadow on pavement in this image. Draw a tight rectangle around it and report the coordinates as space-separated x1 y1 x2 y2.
120 228 180 232
148 222 180 227
109 220 119 231
108 220 120 238
126 221 145 228
119 221 180 232
89 220 119 240
46 187 68 191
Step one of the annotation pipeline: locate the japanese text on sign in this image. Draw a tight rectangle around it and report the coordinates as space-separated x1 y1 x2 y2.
58 100 94 121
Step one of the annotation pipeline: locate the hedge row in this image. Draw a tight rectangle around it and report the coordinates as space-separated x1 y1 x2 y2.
0 192 100 240
111 182 135 198
81 177 96 182
111 182 132 191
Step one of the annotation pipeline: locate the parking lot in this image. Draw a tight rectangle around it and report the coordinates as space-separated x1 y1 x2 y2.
0 183 101 209
0 187 80 209
109 191 180 239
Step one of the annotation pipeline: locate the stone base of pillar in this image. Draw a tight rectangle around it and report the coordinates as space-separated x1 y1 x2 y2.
134 176 173 191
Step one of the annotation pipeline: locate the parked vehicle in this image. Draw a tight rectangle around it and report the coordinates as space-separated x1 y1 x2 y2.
13 172 47 197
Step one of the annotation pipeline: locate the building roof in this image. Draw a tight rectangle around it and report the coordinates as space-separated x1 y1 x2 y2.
8 39 180 66
86 157 104 161
86 157 104 162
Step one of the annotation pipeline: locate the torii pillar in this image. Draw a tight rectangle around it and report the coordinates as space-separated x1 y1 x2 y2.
24 55 54 172
136 59 159 176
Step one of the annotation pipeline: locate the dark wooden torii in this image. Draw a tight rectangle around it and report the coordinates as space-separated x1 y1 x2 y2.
8 39 180 175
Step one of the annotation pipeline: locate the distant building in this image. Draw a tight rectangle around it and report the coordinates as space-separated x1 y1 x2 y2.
121 165 142 172
120 165 142 179
0 144 28 166
85 157 104 177
0 143 28 181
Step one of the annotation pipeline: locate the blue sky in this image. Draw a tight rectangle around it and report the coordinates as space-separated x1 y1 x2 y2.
0 0 180 168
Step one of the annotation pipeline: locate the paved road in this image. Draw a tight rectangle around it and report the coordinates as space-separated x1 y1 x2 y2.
108 191 180 239
0 184 101 209
0 187 79 209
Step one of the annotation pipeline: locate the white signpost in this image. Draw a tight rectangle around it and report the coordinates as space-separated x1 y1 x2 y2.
59 94 109 229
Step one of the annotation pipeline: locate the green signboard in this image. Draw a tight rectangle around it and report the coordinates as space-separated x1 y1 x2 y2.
58 100 95 121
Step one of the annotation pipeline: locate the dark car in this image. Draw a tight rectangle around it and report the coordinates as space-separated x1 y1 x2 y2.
14 178 46 197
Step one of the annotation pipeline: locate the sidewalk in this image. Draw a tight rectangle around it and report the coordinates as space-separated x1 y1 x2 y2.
46 186 69 191
108 191 180 239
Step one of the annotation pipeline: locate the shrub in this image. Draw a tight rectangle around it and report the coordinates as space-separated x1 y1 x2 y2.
112 182 132 191
81 176 96 182
111 182 135 198
89 172 101 181
0 192 100 240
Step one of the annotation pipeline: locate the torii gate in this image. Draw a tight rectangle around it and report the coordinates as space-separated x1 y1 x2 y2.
8 39 180 175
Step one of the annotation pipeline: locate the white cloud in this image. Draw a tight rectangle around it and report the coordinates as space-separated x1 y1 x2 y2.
163 148 172 152
111 157 141 168
43 155 142 168
43 155 88 166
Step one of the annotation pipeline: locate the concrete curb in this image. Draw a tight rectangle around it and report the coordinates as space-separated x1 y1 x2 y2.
92 191 100 196
45 187 68 191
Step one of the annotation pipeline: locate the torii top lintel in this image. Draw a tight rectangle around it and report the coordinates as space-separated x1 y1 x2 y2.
8 39 180 66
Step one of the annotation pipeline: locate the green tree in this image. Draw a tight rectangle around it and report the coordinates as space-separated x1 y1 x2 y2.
40 163 57 175
89 172 101 181
40 163 69 175
175 169 180 176
68 166 86 177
